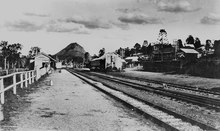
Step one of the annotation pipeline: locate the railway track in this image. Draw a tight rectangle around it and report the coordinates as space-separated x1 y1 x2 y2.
67 69 218 131
88 71 220 112
105 72 220 96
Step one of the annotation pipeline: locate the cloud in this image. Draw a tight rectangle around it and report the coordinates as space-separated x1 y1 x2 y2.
116 8 141 13
46 21 90 34
157 0 200 13
24 12 50 17
64 16 112 29
201 13 220 25
118 13 161 24
111 21 129 30
5 20 43 32
47 25 78 33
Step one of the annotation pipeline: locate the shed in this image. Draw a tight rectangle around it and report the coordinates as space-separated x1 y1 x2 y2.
33 53 56 80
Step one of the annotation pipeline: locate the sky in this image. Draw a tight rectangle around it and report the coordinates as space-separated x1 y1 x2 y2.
0 0 220 56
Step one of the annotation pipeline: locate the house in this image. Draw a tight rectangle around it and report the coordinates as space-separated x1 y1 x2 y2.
125 56 139 68
178 48 199 60
31 52 56 80
91 52 125 71
177 48 199 69
152 44 175 61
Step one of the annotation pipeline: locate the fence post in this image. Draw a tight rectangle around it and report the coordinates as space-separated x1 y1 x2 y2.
25 72 28 87
34 70 36 81
35 70 37 81
20 73 23 88
0 78 4 104
29 72 31 84
13 74 16 94
32 71 34 83
0 79 4 121
0 103 3 121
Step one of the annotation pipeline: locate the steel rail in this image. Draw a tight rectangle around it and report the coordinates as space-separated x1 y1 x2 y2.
67 69 217 131
89 72 220 111
103 72 220 96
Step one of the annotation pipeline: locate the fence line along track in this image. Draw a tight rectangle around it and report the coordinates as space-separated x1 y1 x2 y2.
0 70 37 104
88 71 220 112
67 69 217 131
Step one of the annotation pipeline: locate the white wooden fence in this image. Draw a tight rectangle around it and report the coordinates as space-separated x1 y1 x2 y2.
0 70 36 104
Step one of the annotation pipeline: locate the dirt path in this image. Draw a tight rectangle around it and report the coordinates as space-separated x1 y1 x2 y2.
0 70 160 131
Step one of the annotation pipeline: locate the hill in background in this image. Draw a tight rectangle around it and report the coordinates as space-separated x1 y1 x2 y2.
55 43 86 63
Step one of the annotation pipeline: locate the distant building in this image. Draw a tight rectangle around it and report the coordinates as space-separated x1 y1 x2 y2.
91 52 125 70
125 56 140 68
56 62 62 69
178 48 199 59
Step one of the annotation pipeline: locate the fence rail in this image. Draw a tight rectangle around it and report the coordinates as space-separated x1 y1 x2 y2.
0 70 36 104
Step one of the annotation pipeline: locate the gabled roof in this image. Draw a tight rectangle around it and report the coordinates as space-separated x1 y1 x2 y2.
180 48 198 54
91 52 119 61
35 52 56 61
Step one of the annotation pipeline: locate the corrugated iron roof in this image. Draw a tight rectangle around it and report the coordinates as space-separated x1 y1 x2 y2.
125 56 139 62
91 52 121 61
180 48 198 54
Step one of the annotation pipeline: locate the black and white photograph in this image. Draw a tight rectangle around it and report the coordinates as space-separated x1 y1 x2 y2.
0 0 220 130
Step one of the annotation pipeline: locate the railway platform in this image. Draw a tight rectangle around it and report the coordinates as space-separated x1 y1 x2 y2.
0 69 157 131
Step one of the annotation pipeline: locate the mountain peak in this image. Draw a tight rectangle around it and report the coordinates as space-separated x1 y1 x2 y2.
55 42 86 63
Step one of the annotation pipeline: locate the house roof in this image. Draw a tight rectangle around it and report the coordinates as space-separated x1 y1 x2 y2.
125 56 139 62
180 48 198 54
35 52 56 61
91 52 118 61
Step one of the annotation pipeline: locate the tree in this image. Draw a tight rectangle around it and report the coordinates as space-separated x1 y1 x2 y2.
29 46 41 57
141 45 148 55
130 48 136 56
84 52 90 63
158 29 169 44
177 39 183 48
205 39 212 51
124 47 130 57
214 40 220 56
0 41 22 69
99 48 105 57
146 44 153 55
0 41 10 69
194 37 202 49
134 43 141 54
186 35 194 45
115 47 125 58
8 43 22 68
